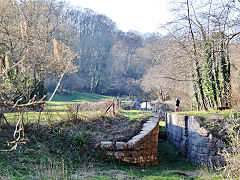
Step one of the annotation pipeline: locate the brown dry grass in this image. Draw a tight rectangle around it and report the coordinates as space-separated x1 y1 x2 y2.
58 112 150 151
71 169 134 179
71 99 120 114
220 128 240 178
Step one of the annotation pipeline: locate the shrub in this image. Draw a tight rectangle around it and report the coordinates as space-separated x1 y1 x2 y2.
66 104 78 121
72 133 87 149
220 119 240 178
221 111 239 119
0 69 47 104
97 113 105 119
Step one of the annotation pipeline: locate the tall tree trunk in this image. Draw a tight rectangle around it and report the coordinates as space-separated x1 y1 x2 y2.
220 41 230 107
204 42 218 109
187 0 207 110
214 59 223 107
226 49 231 107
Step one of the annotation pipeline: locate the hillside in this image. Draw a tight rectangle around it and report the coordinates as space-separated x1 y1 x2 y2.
0 92 220 179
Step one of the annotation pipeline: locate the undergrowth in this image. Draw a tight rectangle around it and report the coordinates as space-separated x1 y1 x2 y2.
174 109 240 179
0 122 208 179
0 111 209 179
0 93 222 179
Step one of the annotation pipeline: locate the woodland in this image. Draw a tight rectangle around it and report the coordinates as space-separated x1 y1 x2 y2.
1 0 240 179
1 0 240 110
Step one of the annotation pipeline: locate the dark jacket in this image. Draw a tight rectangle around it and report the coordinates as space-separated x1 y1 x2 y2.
176 99 180 106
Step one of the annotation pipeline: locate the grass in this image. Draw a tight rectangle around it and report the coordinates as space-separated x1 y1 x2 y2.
0 123 211 179
176 110 223 116
4 111 67 124
176 109 240 119
46 92 114 113
4 92 114 124
47 101 69 111
0 92 222 179
122 110 153 121
48 91 112 102
0 122 220 179
159 121 165 127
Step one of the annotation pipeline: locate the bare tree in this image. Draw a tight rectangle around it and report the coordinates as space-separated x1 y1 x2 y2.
69 8 116 93
141 35 193 108
0 0 76 103
157 0 240 110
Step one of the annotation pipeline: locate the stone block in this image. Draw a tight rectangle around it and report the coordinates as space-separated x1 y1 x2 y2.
135 145 144 151
115 142 128 150
122 157 135 163
189 132 201 139
152 148 158 154
198 153 208 161
99 117 159 167
216 140 225 149
209 137 218 143
101 141 114 150
144 144 155 150
152 135 159 143
106 151 114 156
129 151 139 157
114 152 125 159
208 133 213 140
198 127 210 136
127 143 136 150
200 136 210 144
137 150 148 156
142 126 152 132
188 146 197 153
145 150 154 156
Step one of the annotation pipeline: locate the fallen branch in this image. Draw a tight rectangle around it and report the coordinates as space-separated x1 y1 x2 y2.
0 96 47 152
0 95 47 107
153 76 194 82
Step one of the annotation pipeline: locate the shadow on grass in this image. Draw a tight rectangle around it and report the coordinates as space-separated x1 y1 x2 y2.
93 140 199 179
0 123 217 179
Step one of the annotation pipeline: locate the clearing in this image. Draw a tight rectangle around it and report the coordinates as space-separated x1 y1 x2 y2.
0 92 220 179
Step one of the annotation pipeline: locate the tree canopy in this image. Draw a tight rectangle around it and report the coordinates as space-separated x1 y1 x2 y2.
1 0 240 110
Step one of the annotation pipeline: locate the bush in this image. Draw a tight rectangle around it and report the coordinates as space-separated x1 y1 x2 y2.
0 69 47 104
220 119 240 178
72 133 87 149
221 111 239 119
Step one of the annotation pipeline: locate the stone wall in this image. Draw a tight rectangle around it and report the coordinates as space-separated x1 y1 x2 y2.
100 115 160 166
166 113 226 167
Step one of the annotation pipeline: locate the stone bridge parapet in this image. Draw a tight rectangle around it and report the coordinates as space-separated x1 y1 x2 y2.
100 115 161 166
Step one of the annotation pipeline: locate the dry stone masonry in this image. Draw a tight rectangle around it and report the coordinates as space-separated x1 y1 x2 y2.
166 113 226 168
100 115 160 166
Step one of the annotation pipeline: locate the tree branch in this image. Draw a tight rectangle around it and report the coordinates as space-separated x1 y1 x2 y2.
152 76 194 82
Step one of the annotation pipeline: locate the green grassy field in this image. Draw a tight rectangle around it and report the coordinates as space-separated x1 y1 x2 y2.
176 109 239 119
47 92 113 110
4 92 113 124
0 92 222 179
48 91 113 102
122 110 153 121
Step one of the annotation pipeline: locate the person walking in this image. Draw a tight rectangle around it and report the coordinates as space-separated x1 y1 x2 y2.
175 98 180 111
